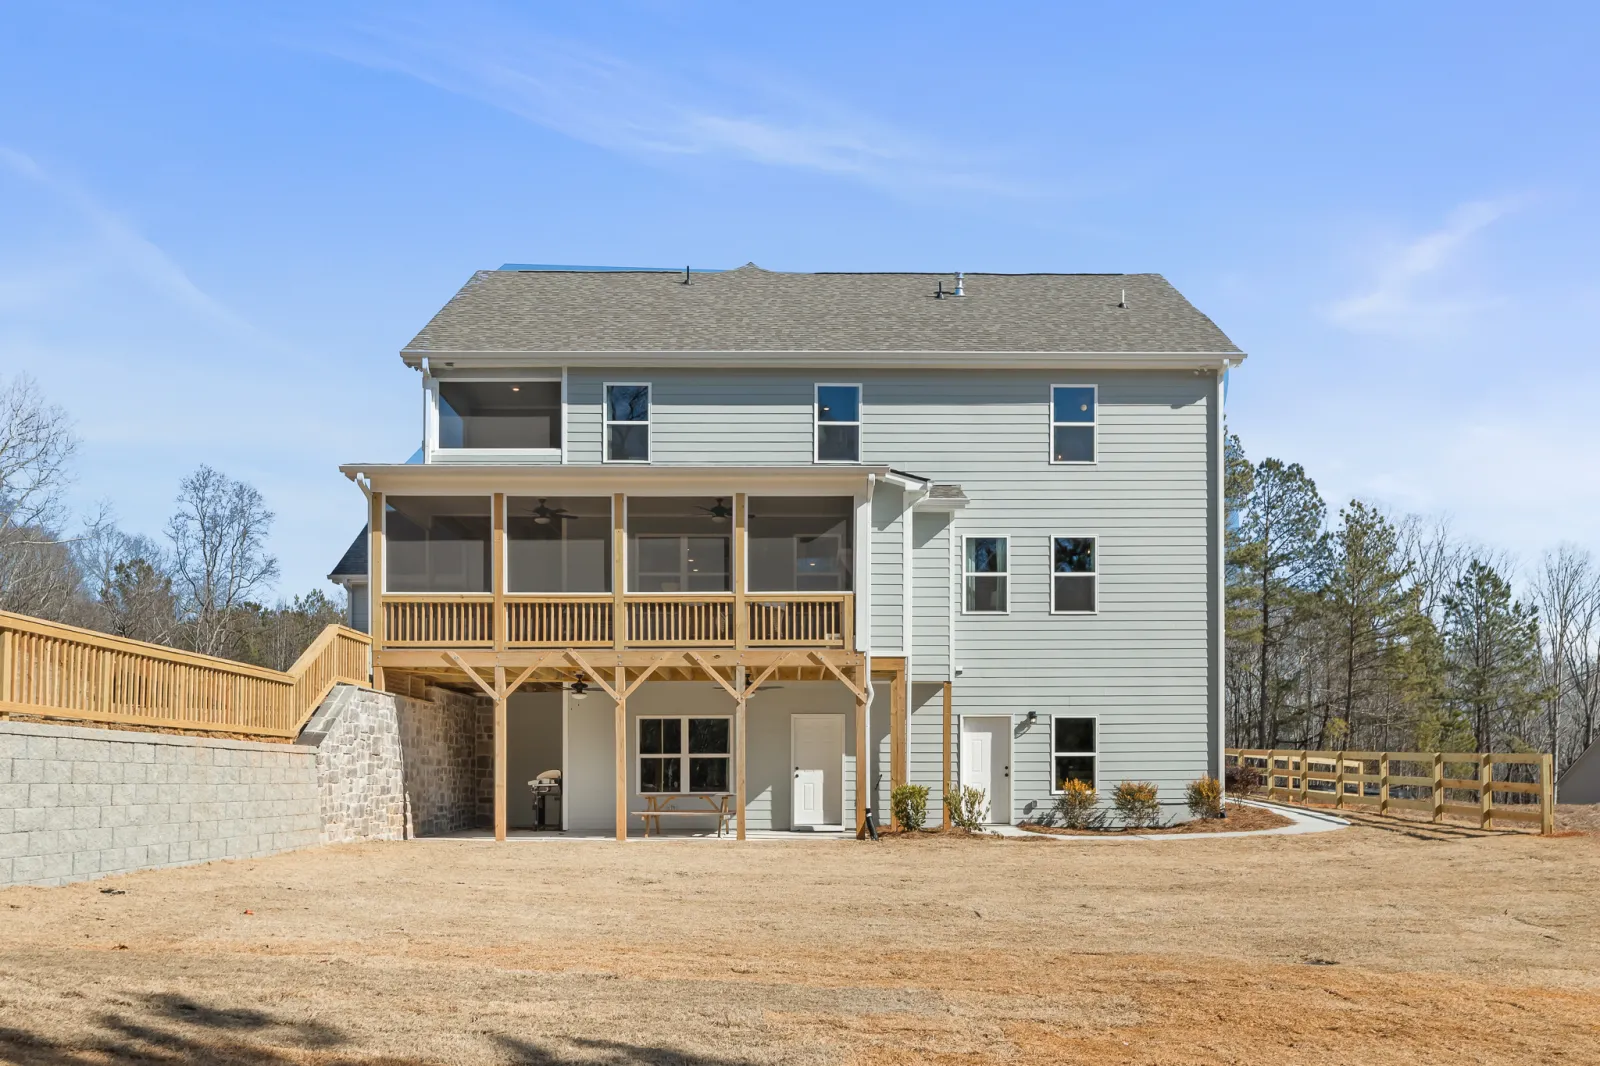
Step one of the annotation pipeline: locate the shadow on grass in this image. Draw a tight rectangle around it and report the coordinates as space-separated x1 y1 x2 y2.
0 994 763 1066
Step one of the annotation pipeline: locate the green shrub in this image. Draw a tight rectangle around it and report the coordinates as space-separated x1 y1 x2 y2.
945 785 986 831
1113 780 1162 829
891 784 930 831
1052 778 1104 830
1186 775 1224 819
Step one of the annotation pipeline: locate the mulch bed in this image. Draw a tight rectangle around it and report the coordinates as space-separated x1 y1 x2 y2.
1017 803 1294 836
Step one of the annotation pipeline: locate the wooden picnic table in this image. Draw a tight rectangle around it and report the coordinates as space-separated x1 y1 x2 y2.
635 793 733 837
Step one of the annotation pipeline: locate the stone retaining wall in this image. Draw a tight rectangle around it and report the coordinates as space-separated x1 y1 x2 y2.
0 683 490 888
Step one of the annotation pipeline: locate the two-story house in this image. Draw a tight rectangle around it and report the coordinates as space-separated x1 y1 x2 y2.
336 264 1244 841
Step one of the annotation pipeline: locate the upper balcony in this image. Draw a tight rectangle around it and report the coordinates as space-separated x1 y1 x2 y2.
367 492 856 653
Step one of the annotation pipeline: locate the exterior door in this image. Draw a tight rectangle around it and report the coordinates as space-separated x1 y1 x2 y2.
791 714 844 828
961 716 1012 824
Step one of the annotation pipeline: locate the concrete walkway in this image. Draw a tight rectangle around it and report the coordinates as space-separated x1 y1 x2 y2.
984 799 1348 842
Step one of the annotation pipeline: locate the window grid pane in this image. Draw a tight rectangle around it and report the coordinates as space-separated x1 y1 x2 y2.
1052 386 1095 424
1053 575 1096 613
1053 425 1094 463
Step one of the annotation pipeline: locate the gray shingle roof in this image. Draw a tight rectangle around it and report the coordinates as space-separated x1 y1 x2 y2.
402 265 1240 356
328 527 367 581
927 484 969 501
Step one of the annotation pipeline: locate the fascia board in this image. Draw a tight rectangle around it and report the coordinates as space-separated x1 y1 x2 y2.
403 349 1246 371
341 463 890 496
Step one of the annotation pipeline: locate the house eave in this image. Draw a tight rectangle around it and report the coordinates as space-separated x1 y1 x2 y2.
400 349 1246 372
340 462 898 496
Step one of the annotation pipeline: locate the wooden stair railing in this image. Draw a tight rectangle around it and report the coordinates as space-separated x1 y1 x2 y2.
0 609 371 740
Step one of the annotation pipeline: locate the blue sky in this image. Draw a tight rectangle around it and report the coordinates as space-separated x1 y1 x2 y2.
2 1 1597 598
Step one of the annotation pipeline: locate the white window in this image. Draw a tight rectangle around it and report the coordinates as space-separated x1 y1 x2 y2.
605 383 651 462
962 535 1008 613
1051 716 1097 792
1051 384 1096 463
638 716 732 794
1051 536 1098 614
815 384 861 463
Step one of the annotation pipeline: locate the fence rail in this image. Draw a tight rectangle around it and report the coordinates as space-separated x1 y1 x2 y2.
1227 748 1555 835
0 610 371 739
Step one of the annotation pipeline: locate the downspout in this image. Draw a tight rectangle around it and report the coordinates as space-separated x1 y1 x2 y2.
1215 364 1228 798
862 475 878 837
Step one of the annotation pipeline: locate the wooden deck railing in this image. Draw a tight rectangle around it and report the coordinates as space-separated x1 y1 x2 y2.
0 609 371 739
1228 748 1555 835
377 592 855 651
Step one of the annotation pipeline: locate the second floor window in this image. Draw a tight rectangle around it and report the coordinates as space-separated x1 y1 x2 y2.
437 380 560 450
1052 385 1096 463
815 384 861 462
963 535 1009 613
606 383 651 462
1052 536 1097 613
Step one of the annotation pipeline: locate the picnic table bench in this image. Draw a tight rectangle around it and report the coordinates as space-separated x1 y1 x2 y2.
633 794 733 837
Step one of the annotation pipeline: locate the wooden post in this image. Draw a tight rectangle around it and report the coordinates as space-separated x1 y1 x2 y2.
1432 752 1445 823
733 492 748 651
1334 750 1345 810
1479 753 1493 830
1266 749 1276 800
614 664 628 842
493 665 507 842
492 493 506 652
941 680 952 829
889 666 906 828
855 664 869 839
1379 752 1390 815
1299 750 1309 806
1540 753 1555 836
0 628 12 704
736 663 747 841
369 491 385 691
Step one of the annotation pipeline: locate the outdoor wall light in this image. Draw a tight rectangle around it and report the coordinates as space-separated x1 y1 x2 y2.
570 680 589 701
1026 711 1038 723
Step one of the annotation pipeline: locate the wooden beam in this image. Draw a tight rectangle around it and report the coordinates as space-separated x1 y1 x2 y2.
444 651 497 700
505 651 565 697
375 647 864 672
734 492 748 651
492 493 506 652
614 664 627 843
369 490 385 689
687 651 741 701
736 662 747 841
811 651 866 701
623 652 671 698
891 666 907 808
494 665 507 842
612 493 626 651
855 662 868 839
564 649 619 701
942 680 952 829
742 651 796 699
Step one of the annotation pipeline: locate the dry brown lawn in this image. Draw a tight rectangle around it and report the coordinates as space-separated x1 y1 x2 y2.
2 815 1599 1065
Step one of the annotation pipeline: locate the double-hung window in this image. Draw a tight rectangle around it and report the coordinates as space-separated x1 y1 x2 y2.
638 716 732 794
815 384 861 462
1051 536 1097 614
1051 716 1097 791
963 535 1009 613
605 383 651 462
1051 385 1097 463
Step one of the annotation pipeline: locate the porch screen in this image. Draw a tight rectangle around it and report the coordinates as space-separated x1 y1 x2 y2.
747 496 854 592
385 497 491 593
507 496 611 592
626 498 732 593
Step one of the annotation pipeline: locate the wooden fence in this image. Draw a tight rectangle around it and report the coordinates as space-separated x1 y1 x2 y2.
0 609 371 740
1227 748 1555 835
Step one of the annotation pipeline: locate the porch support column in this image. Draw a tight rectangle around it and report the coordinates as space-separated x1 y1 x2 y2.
492 493 506 651
941 680 952 829
612 493 626 650
855 663 869 839
890 666 906 827
734 492 748 650
493 665 507 842
368 490 385 690
614 664 628 842
736 663 747 841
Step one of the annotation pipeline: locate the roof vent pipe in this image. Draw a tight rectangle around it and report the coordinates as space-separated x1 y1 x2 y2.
954 272 965 297
935 280 943 299
1118 288 1128 309
683 265 691 285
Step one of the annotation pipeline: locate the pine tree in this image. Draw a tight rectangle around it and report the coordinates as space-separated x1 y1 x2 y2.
1444 559 1544 751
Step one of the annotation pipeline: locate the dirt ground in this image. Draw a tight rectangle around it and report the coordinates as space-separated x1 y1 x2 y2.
2 815 1599 1066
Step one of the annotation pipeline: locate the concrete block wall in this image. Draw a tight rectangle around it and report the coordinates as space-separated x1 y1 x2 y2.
0 723 320 888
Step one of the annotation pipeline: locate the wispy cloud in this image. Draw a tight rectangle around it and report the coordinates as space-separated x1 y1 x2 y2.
1326 197 1525 336
299 10 1019 197
0 146 251 331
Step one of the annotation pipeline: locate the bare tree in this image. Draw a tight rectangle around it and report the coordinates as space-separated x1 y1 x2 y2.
0 375 81 618
1398 514 1468 624
166 466 279 657
1531 546 1595 767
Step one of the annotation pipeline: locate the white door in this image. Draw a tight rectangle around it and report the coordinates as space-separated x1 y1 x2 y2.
791 714 845 828
961 716 1012 824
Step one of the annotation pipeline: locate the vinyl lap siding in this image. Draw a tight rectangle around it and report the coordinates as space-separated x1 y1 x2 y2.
911 511 951 679
870 484 905 654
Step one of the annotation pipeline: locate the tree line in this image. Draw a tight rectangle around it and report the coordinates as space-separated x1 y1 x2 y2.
0 375 342 670
1228 434 1600 771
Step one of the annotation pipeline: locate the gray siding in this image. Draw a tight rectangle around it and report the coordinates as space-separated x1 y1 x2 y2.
870 484 905 654
911 511 951 680
907 682 950 816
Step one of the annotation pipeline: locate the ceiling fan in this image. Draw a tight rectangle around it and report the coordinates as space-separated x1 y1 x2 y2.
530 499 578 525
696 498 735 523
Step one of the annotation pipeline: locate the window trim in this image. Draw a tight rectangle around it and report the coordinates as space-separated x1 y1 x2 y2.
635 714 734 796
960 533 1011 616
1049 383 1098 466
381 493 495 596
1048 533 1100 616
813 382 863 465
603 382 653 464
1048 713 1099 795
427 376 564 461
